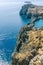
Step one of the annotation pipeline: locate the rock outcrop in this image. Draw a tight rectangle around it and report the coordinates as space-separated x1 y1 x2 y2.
20 3 43 24
29 54 43 65
11 25 43 65
11 3 43 65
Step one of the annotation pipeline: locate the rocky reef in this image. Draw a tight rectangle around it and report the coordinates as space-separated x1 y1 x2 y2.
11 3 43 65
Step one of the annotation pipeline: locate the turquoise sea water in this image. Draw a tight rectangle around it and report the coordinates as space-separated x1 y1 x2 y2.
0 2 43 65
34 19 43 28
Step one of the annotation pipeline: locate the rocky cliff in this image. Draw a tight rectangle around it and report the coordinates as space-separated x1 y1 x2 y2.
11 3 43 65
11 25 43 65
20 3 43 19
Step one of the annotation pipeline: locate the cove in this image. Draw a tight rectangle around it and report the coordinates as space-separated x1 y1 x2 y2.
34 19 43 28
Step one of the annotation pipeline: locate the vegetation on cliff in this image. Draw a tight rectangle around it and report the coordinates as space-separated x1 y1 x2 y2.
11 3 43 65
11 25 43 65
20 3 43 23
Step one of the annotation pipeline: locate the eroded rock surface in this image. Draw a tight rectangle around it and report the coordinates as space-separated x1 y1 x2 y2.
20 3 43 24
11 26 43 65
20 3 43 19
29 54 43 65
11 3 43 65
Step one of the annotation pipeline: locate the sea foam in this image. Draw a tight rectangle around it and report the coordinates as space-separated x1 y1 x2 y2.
0 56 9 65
0 50 9 65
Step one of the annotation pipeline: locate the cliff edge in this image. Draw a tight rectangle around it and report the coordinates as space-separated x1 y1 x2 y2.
11 3 43 65
20 3 43 19
11 25 43 65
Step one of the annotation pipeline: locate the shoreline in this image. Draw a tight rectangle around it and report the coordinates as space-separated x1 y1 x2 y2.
20 3 43 26
11 3 43 65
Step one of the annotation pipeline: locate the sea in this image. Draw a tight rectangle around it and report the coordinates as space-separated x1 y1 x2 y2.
0 2 43 65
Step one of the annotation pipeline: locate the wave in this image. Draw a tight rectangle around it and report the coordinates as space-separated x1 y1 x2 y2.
0 50 10 65
0 59 9 65
0 32 17 41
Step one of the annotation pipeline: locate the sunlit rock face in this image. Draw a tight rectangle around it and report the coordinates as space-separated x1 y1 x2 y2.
11 3 43 65
29 54 43 65
11 25 43 65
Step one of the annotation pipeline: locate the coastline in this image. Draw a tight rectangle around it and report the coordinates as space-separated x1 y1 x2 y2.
11 3 43 65
20 3 43 25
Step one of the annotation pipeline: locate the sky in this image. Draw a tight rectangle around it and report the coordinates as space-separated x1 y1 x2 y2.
0 0 43 2
0 0 43 5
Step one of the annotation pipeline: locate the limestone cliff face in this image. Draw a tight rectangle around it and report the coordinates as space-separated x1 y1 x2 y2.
11 25 43 65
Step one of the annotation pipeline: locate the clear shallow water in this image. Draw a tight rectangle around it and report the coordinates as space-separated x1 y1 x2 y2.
34 19 43 28
0 2 29 65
